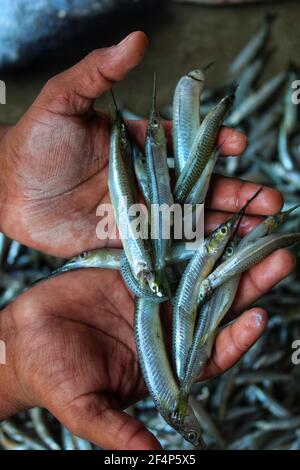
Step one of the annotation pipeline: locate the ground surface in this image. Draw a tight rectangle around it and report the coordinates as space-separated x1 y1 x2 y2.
0 0 299 123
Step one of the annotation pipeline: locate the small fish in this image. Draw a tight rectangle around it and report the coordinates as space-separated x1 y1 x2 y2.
227 13 275 80
32 248 122 284
235 371 293 386
29 408 61 450
108 92 160 296
173 69 206 177
6 240 22 265
197 233 300 305
278 123 294 171
0 420 47 450
135 298 205 449
173 187 262 385
227 72 286 127
178 239 239 415
174 91 236 204
248 101 282 142
146 74 174 297
256 416 300 432
233 51 271 107
189 396 226 448
246 385 290 419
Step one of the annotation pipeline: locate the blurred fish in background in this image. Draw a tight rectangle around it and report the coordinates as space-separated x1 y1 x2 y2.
0 0 155 69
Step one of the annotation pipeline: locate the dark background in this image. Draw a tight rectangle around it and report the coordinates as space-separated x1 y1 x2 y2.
0 0 299 124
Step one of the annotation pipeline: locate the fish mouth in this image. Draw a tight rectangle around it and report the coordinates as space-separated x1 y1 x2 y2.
149 281 164 298
144 271 164 297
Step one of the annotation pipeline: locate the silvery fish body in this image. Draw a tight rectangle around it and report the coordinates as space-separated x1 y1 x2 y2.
108 106 159 295
135 298 204 449
173 70 205 176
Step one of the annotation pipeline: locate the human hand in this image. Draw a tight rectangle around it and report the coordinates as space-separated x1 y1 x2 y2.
0 31 262 259
0 253 290 450
0 30 296 451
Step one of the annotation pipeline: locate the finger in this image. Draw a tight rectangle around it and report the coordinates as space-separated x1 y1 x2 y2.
201 308 268 381
217 127 248 156
207 175 284 215
231 249 296 314
61 394 162 450
204 210 264 237
36 32 149 115
128 122 247 157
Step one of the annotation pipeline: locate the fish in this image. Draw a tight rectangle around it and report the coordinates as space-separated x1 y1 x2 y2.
0 420 47 450
227 72 286 127
108 92 161 297
29 408 61 450
256 416 300 432
146 74 174 296
227 13 276 80
180 239 240 404
134 297 205 449
173 188 262 385
173 69 206 177
197 233 300 305
174 91 236 204
246 385 291 419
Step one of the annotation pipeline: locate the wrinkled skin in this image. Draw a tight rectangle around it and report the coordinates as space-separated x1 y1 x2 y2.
0 32 295 450
1 268 271 450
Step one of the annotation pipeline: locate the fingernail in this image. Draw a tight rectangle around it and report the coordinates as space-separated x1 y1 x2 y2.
252 311 265 328
118 32 136 46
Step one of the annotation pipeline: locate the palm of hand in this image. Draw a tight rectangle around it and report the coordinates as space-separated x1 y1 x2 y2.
8 268 157 449
6 265 272 450
1 108 113 257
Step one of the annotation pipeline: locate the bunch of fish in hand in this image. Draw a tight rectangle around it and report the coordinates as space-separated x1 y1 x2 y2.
1 14 300 450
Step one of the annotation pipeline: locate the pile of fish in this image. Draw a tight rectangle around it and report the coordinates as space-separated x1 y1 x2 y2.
1 14 300 450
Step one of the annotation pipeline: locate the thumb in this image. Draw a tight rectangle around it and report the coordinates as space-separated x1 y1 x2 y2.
35 31 149 116
59 394 162 450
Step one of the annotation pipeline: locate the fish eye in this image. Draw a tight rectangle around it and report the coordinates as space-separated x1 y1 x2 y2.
152 283 158 293
220 227 228 235
79 251 87 260
226 247 234 255
152 119 159 126
188 431 197 443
